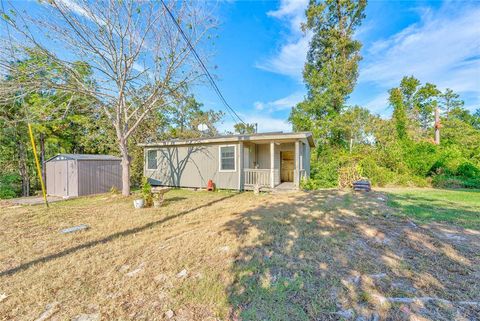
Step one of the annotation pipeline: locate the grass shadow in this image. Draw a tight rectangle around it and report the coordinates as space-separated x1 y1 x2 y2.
0 194 235 277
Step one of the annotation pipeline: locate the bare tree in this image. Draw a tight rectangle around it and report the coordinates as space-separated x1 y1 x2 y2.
1 0 216 195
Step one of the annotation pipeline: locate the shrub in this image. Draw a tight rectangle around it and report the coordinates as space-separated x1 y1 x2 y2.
456 162 480 178
300 177 319 191
0 173 22 199
432 174 480 189
141 177 153 207
403 141 438 176
428 146 465 176
309 150 341 188
359 158 396 187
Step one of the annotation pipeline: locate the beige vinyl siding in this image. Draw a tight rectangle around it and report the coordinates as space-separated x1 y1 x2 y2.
145 143 239 190
77 160 122 196
243 143 256 168
256 144 270 169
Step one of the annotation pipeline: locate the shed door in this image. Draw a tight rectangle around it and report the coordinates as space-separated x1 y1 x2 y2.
280 151 294 182
54 161 68 196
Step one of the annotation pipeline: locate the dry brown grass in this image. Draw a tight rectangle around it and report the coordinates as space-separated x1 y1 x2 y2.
1 189 479 320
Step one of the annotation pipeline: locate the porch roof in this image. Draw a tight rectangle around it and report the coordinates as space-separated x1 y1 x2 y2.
139 131 315 148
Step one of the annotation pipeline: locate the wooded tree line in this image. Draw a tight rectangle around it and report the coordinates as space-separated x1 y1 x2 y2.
292 0 480 189
0 50 223 198
0 1 226 198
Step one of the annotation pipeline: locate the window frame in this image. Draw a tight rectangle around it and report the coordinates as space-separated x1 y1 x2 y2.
218 145 237 172
146 149 158 170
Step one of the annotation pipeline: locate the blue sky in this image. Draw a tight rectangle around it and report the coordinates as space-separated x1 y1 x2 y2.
3 0 479 133
194 0 480 133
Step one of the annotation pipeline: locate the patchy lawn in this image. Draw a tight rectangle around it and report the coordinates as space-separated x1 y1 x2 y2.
0 188 479 320
382 188 480 230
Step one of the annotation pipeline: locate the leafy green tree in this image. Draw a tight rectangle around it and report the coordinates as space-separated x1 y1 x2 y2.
333 106 379 150
3 1 217 196
440 88 464 119
302 0 367 113
234 123 256 134
415 83 440 130
0 49 110 197
388 76 441 140
389 87 408 140
473 109 480 130
167 95 223 138
290 0 367 143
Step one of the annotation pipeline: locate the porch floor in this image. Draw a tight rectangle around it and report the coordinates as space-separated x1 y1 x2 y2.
272 182 297 192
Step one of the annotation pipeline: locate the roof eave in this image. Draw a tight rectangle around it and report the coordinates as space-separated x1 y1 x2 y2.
139 132 315 148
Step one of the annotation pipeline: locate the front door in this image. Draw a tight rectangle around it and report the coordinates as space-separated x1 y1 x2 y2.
280 151 294 182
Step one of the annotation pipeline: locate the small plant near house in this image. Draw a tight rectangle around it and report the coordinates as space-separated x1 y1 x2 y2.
142 177 153 207
300 177 318 191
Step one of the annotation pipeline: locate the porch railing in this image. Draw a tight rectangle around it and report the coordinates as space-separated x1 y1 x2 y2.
298 169 307 180
244 169 271 187
294 169 307 185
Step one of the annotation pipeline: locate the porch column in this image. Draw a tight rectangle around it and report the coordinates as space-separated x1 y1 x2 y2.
238 142 244 191
270 141 275 188
294 140 300 187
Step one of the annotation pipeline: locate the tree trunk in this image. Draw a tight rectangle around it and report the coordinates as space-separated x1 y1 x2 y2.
18 140 30 197
118 138 131 196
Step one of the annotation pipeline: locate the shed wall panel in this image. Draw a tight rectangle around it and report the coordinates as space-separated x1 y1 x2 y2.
77 160 122 196
144 143 239 189
46 161 55 195
67 160 78 197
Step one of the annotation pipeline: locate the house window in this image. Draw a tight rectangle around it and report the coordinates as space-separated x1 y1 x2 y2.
219 145 236 171
147 150 157 170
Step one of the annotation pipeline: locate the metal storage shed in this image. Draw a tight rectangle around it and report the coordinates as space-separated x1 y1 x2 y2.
45 154 122 197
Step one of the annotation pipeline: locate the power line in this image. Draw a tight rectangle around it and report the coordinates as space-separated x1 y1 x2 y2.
159 0 247 127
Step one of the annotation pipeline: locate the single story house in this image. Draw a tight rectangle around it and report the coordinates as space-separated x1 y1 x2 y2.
45 154 122 197
140 132 315 190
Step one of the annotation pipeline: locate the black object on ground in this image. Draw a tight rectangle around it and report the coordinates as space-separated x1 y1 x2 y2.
353 180 371 192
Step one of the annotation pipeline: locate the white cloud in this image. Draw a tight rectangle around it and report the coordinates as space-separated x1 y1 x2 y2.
254 91 305 112
218 91 306 133
360 3 480 97
257 0 310 80
267 0 308 34
254 101 265 110
362 93 390 117
56 0 105 25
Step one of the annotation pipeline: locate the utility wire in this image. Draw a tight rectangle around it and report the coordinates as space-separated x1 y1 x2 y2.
159 0 247 126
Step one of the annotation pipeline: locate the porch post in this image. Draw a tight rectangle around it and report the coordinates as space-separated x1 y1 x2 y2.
270 141 275 188
294 140 300 187
238 142 244 191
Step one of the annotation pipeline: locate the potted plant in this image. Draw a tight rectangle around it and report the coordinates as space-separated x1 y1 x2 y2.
142 177 153 207
133 177 152 208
